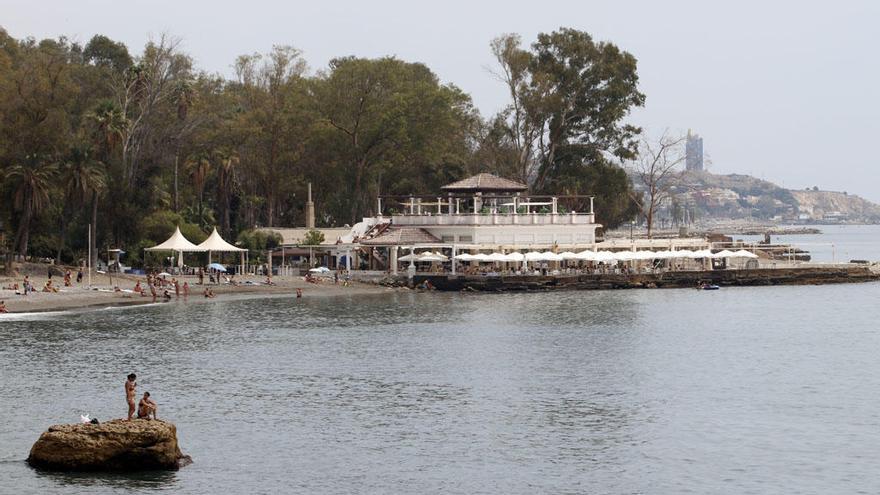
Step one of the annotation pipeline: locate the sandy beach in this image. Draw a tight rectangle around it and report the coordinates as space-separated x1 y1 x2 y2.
0 270 392 314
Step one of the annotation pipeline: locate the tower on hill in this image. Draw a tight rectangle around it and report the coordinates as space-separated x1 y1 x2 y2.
686 130 704 172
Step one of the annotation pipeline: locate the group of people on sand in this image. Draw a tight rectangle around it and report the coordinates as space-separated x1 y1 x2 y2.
7 267 85 297
125 373 158 420
133 273 191 301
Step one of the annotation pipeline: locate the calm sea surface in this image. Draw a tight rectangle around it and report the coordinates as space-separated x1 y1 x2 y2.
2 225 880 494
737 224 880 263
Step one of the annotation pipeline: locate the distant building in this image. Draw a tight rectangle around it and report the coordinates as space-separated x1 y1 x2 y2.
685 130 704 172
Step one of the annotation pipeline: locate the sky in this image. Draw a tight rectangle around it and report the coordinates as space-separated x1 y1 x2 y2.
3 0 879 200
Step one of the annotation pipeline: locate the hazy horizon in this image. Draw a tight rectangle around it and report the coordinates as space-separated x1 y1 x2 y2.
3 0 878 202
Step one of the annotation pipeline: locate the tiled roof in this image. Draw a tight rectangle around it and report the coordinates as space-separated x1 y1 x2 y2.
441 173 528 192
360 226 441 246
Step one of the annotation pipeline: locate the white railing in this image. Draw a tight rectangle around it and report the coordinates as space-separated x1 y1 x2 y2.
391 213 596 226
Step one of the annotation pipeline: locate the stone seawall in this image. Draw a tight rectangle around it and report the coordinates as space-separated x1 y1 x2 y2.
411 266 880 292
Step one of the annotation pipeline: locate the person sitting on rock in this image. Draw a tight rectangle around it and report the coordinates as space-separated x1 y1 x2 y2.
137 392 158 420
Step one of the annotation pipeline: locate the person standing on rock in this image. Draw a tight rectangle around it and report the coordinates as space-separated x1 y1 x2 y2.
138 392 158 420
125 373 137 420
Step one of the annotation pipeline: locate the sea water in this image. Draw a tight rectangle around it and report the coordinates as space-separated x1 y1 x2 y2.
2 226 880 494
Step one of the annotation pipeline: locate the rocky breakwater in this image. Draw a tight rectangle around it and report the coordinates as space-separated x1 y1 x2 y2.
27 419 192 471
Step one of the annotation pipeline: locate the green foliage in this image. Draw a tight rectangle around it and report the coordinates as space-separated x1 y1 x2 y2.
0 27 647 263
236 229 282 252
301 229 324 246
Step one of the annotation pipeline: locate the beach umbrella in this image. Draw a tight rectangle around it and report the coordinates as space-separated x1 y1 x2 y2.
733 249 758 259
399 253 421 262
693 249 714 258
309 266 331 273
714 250 737 258
469 253 491 262
454 253 474 261
575 250 597 261
673 250 696 259
524 251 545 262
418 252 448 262
504 252 525 262
559 251 579 260
157 272 172 278
208 262 227 272
486 252 508 262
614 251 638 261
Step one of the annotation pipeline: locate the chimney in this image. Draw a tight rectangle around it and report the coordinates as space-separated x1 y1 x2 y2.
305 182 315 229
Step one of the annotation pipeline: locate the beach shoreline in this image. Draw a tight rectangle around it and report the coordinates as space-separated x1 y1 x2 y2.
0 272 392 314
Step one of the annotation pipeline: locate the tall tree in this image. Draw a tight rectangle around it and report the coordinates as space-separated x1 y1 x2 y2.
630 132 686 237
315 56 475 223
113 34 192 188
58 145 105 262
5 155 57 259
489 28 645 229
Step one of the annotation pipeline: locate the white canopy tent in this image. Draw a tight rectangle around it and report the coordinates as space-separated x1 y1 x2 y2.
144 226 203 268
197 227 248 269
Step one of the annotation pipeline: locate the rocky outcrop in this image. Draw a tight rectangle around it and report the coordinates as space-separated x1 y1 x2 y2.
27 419 191 471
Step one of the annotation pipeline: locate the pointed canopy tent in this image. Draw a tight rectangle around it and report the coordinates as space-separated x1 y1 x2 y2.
144 226 204 268
144 227 203 252
197 227 248 266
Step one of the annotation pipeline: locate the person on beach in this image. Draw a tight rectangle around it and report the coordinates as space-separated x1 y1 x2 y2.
134 280 143 294
173 278 180 297
43 280 58 293
64 270 71 287
22 276 30 296
296 288 303 298
204 288 215 298
198 267 204 285
138 392 158 419
0 300 7 313
183 281 190 297
76 268 83 284
163 289 172 300
125 374 137 420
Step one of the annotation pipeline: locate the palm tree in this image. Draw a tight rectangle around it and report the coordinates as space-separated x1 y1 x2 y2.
84 101 126 268
215 150 240 235
185 152 212 217
86 101 127 157
58 146 106 263
5 155 57 264
172 79 196 212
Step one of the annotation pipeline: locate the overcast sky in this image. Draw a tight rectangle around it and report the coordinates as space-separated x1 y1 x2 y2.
3 0 879 200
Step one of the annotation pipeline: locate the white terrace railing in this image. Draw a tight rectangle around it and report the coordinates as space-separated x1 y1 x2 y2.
391 212 597 226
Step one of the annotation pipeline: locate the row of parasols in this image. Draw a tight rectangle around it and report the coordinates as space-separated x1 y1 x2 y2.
399 249 759 263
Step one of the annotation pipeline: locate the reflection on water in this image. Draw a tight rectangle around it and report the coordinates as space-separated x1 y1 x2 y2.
3 283 880 493
35 467 178 490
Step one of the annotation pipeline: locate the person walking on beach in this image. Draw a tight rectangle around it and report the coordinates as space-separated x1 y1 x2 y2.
183 281 190 297
125 373 137 420
138 392 158 420
22 276 30 296
173 278 180 297
76 268 83 284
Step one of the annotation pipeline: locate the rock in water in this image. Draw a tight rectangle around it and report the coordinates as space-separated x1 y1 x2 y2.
27 419 192 471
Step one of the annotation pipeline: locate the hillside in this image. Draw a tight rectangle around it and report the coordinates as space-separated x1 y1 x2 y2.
789 190 880 222
637 171 880 223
